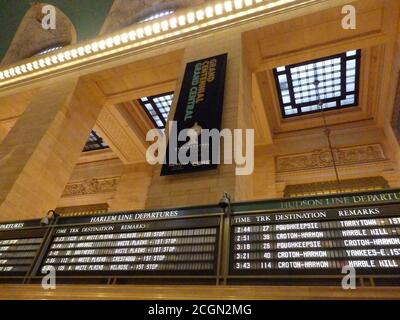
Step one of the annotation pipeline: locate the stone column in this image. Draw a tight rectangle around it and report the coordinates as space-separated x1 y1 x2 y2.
145 28 253 209
0 77 105 221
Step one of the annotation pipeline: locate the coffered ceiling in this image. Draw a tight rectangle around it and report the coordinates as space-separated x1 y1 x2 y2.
246 0 400 146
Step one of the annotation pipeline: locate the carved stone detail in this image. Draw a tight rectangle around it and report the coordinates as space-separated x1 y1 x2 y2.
55 204 109 216
63 177 120 197
276 144 386 173
284 176 389 198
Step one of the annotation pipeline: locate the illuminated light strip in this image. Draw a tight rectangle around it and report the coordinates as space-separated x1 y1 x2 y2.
0 0 298 87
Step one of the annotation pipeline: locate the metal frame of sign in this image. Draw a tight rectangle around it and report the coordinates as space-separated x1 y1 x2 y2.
161 53 228 176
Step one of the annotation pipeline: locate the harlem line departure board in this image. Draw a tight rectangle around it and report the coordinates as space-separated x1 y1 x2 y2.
0 220 46 276
40 215 221 276
230 204 400 275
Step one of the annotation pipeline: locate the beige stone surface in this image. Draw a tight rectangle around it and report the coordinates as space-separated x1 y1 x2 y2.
0 78 105 221
109 163 153 211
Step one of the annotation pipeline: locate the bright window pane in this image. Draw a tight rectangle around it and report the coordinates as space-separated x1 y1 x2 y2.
273 50 361 117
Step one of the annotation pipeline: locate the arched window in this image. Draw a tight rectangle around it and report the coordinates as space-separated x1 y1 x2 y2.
140 10 175 23
34 44 65 56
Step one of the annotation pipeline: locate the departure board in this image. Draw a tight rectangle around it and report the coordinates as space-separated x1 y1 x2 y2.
40 215 220 276
0 220 46 276
230 204 400 275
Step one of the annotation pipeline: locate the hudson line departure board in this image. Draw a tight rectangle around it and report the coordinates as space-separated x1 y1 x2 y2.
230 204 400 275
0 220 46 276
40 212 221 276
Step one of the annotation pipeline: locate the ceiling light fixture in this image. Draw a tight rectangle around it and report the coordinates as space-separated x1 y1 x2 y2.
0 0 298 88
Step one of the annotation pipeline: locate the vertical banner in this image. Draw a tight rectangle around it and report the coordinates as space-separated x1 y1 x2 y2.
161 53 228 176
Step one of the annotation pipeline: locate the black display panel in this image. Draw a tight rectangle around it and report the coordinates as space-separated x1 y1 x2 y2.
230 204 400 275
161 53 228 176
0 220 46 277
40 216 220 276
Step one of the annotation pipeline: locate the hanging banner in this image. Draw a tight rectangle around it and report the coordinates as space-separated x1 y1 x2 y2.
161 53 228 176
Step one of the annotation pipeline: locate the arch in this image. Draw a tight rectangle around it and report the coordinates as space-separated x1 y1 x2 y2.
1 3 76 66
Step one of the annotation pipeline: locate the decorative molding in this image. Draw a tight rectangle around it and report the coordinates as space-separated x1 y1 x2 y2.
55 204 109 217
0 0 301 88
62 177 121 197
284 176 389 198
276 144 386 173
100 1 222 35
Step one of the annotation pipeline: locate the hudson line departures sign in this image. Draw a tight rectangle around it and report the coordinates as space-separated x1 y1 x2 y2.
231 204 400 275
161 53 228 176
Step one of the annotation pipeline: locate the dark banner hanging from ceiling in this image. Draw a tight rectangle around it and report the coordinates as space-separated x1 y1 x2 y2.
161 53 228 176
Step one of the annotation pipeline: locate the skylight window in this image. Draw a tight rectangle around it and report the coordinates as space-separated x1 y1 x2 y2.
83 130 109 152
140 10 174 23
273 50 361 118
138 92 174 129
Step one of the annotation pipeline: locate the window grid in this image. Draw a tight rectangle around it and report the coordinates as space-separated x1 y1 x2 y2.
138 92 174 129
273 50 361 118
83 130 109 152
